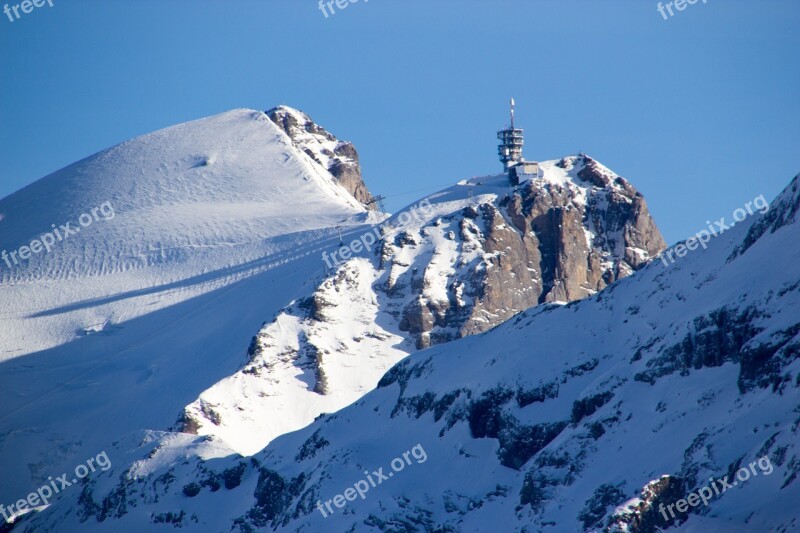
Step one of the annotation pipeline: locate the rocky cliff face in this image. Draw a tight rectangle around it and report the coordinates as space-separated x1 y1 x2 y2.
267 106 375 209
389 155 665 346
178 154 666 454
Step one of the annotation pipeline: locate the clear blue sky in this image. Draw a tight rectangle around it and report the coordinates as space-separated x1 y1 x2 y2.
1 0 798 244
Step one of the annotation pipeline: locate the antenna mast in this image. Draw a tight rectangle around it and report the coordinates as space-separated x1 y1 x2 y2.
510 97 515 129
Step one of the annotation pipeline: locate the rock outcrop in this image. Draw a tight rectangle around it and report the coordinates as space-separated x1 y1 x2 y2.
266 105 375 209
388 154 666 347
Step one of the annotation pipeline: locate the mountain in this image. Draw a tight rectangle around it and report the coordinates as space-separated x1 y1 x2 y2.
0 107 379 518
1 105 668 530
20 173 799 533
0 107 375 351
179 154 666 456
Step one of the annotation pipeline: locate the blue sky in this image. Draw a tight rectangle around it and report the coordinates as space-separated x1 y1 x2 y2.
1 0 797 244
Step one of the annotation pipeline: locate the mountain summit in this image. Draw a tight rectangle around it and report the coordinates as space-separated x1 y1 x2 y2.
1 105 674 530
0 106 380 513
179 150 666 455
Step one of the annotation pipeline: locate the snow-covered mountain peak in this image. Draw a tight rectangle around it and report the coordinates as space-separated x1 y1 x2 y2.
526 154 634 208
0 104 393 519
177 153 666 455
731 173 799 259
266 105 325 138
0 107 369 276
8 91 797 532
0 106 378 349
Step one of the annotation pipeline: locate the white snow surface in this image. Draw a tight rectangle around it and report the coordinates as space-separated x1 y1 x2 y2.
0 107 373 506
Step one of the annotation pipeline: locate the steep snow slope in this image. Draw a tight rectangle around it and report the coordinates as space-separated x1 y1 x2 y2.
0 108 369 356
0 107 376 511
27 174 799 532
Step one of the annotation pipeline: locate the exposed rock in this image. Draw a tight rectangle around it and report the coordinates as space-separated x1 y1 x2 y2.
26 172 800 533
605 475 687 532
579 483 628 530
633 305 800 393
388 154 666 347
266 106 375 209
731 174 800 259
246 468 307 528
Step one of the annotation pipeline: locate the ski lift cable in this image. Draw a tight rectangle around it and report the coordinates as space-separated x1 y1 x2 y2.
377 180 471 200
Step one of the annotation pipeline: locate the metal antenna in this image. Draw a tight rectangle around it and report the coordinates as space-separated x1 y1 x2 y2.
510 97 515 129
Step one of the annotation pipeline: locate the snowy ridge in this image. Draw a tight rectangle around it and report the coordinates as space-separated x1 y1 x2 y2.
268 106 354 173
181 155 665 456
0 106 379 512
2 106 674 532
21 174 799 532
0 108 370 357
